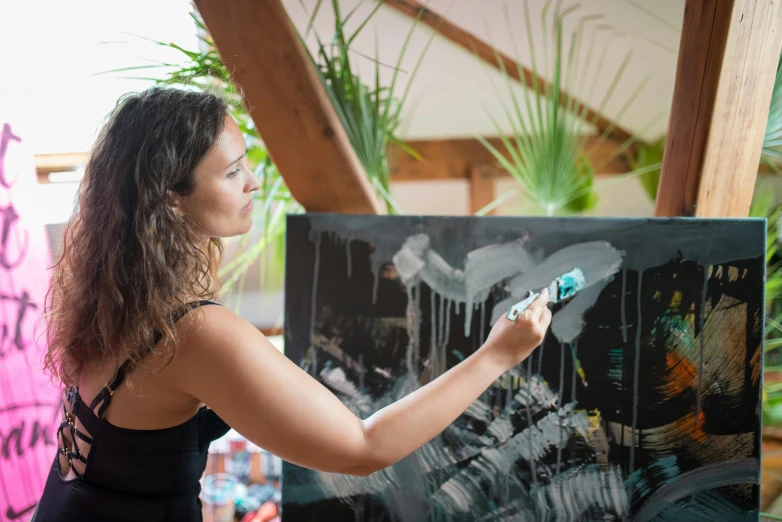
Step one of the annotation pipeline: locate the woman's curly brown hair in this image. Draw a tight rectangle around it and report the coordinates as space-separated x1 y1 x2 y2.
44 86 229 386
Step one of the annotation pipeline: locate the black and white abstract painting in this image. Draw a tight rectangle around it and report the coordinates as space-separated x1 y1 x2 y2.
281 214 764 522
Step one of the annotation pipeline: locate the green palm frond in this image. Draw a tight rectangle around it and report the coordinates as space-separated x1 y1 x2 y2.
748 189 782 432
626 136 665 202
478 0 653 216
763 49 782 161
302 0 435 214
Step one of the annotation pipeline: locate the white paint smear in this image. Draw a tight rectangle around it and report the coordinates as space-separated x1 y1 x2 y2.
550 279 612 343
490 241 624 342
394 234 624 347
319 367 374 417
533 465 629 522
506 241 624 298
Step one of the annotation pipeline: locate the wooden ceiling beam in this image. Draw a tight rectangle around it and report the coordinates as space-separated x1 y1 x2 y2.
382 0 637 144
655 0 782 218
389 135 631 181
34 152 89 173
34 152 89 183
195 0 384 214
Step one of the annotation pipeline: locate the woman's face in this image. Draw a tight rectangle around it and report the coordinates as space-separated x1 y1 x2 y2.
174 116 260 239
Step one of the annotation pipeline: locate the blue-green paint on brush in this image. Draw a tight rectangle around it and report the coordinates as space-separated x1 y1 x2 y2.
506 268 587 321
555 268 586 301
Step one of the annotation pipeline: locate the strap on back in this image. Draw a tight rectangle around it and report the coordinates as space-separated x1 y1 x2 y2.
89 300 220 418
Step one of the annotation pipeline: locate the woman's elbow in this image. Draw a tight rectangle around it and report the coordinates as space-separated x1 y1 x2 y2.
339 461 385 477
330 423 377 476
339 439 389 476
325 420 392 476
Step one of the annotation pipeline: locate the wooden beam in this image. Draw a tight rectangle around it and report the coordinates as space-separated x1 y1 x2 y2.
655 0 782 218
389 135 631 181
34 153 89 172
383 0 636 144
195 0 384 214
34 153 89 183
469 165 497 215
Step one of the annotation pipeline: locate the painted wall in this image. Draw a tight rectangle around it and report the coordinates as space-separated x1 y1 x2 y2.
0 120 59 522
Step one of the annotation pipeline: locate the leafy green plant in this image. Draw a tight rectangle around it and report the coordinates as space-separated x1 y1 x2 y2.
477 0 662 216
751 190 782 428
626 136 665 202
301 0 434 214
764 49 782 167
750 188 782 522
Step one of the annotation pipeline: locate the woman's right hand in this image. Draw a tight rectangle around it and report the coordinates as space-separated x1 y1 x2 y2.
483 288 552 369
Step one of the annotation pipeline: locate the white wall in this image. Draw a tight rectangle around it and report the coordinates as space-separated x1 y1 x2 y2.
283 0 684 143
387 175 656 217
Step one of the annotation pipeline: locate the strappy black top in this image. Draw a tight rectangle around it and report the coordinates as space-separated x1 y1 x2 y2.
33 301 231 521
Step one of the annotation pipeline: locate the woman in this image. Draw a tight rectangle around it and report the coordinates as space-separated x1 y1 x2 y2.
33 87 552 521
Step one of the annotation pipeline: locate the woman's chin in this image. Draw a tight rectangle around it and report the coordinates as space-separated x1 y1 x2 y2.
232 220 254 237
207 217 254 239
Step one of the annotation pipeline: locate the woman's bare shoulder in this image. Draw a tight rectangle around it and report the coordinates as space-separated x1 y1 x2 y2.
167 302 273 384
176 302 260 348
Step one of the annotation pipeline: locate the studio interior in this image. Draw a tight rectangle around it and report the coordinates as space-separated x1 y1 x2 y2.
2 1 782 521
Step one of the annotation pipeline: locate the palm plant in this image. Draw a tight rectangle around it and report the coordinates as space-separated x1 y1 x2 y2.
476 0 662 216
626 135 665 201
763 49 782 168
300 0 434 214
750 190 782 428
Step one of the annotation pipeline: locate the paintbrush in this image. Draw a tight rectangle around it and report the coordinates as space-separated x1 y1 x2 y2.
506 267 586 321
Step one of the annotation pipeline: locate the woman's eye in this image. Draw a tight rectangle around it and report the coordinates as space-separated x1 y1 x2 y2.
227 169 240 178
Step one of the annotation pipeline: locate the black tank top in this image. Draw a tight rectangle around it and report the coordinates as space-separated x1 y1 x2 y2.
33 300 231 521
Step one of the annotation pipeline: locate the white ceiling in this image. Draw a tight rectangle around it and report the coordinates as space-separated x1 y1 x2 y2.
283 0 684 143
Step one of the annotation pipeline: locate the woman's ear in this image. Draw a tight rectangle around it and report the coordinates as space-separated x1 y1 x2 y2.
167 190 184 216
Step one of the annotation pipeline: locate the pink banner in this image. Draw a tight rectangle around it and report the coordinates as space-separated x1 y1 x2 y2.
0 121 59 521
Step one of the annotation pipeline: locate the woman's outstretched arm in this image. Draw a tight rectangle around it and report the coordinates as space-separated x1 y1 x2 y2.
174 289 551 476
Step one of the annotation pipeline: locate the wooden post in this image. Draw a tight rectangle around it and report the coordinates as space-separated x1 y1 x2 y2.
655 0 782 218
469 165 497 215
195 0 385 214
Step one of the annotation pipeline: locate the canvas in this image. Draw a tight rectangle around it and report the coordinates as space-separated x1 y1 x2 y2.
281 214 764 522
